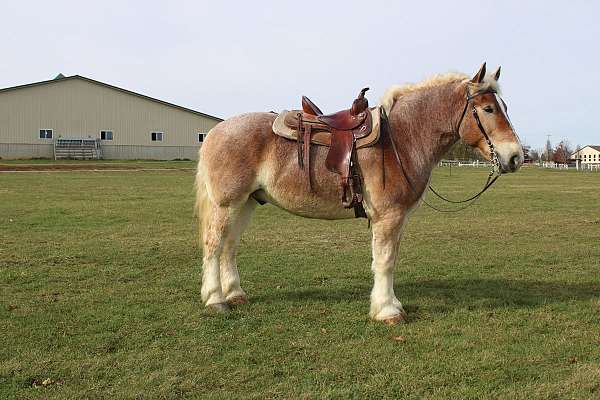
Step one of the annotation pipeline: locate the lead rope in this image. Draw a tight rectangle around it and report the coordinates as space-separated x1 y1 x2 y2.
380 89 501 213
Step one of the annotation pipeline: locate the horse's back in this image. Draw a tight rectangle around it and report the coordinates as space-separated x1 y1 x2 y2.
202 112 276 151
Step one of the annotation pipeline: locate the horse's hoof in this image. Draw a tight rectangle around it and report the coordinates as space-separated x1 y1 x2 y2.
207 303 230 313
383 313 407 325
227 295 247 306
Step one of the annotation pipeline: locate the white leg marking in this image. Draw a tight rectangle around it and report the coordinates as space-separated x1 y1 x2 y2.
220 200 256 302
201 204 241 306
369 216 407 321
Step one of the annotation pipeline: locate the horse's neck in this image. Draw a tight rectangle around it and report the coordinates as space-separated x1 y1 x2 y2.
389 83 463 187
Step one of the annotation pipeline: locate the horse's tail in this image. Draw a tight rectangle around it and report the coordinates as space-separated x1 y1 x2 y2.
194 155 211 246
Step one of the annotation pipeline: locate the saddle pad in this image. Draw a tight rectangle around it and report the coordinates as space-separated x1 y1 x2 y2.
272 106 381 149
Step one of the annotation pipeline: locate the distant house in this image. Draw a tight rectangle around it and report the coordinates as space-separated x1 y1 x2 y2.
570 145 600 165
0 74 222 160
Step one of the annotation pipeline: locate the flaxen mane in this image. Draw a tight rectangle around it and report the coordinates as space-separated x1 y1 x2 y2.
380 72 501 114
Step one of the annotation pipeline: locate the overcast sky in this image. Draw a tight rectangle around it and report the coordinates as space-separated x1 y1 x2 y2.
2 0 598 150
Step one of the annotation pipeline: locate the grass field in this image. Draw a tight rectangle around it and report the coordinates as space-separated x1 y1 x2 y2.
0 159 196 165
1 166 599 399
0 159 196 171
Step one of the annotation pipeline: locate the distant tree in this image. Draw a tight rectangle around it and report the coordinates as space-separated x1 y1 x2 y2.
444 139 484 160
564 140 573 159
529 149 540 162
552 140 573 164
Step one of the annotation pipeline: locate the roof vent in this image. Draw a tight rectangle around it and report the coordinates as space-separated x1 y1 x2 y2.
54 73 66 80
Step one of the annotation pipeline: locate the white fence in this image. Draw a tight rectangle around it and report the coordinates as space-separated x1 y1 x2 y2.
440 159 600 172
439 160 492 168
579 164 600 171
541 161 569 170
540 161 599 171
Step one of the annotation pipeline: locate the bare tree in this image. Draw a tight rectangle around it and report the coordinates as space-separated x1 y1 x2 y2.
529 149 540 162
552 140 573 164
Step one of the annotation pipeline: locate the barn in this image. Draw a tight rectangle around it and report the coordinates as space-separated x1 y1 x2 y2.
570 145 600 166
0 74 222 160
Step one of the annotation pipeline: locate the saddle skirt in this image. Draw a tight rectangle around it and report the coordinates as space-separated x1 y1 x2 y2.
272 106 381 149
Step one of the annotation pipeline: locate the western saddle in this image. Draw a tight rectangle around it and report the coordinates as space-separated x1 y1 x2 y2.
283 88 373 218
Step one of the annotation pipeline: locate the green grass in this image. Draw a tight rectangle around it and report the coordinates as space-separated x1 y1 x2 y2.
0 159 196 169
1 167 599 399
0 159 195 165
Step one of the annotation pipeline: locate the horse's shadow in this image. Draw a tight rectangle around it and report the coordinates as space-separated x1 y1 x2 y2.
252 278 600 312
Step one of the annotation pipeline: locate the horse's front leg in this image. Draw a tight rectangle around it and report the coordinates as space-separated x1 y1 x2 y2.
369 214 407 324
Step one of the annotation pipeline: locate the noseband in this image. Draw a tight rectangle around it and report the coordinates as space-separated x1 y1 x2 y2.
382 86 505 213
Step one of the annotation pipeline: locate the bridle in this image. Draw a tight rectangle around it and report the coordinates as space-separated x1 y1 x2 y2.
382 85 507 213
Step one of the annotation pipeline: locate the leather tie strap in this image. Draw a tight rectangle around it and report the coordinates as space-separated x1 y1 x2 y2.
303 123 312 190
297 112 303 168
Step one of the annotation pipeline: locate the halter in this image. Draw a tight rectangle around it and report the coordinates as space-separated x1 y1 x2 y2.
459 88 501 170
383 85 505 213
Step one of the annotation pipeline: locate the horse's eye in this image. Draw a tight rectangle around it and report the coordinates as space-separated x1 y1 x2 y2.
483 106 494 113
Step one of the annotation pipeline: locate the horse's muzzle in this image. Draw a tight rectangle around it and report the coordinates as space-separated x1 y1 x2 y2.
499 150 524 173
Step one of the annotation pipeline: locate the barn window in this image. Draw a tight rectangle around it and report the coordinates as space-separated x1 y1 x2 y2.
100 130 113 140
39 129 53 139
198 133 206 143
151 132 163 142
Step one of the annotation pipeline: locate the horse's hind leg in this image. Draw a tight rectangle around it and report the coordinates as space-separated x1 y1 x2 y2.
200 202 244 311
220 199 257 305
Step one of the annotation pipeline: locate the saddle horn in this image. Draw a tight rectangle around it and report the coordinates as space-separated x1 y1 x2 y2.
351 87 369 115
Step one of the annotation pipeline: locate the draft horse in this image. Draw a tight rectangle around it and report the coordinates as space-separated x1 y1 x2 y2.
195 63 523 324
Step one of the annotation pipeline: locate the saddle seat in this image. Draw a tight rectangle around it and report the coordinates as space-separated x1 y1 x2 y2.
274 87 376 218
301 88 370 131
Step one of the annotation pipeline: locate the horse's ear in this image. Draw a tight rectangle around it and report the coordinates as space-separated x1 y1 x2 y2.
471 62 486 83
493 66 501 81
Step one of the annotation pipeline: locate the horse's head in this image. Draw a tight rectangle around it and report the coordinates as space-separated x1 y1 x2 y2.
459 63 523 173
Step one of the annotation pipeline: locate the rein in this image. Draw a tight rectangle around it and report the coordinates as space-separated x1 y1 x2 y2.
381 87 502 213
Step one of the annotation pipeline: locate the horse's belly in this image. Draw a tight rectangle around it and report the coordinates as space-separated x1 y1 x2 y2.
254 188 355 220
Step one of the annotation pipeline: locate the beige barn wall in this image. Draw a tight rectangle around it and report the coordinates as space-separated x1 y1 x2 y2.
101 144 200 160
0 143 201 160
0 77 220 159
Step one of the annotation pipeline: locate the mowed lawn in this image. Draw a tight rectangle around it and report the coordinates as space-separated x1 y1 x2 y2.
1 166 599 399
